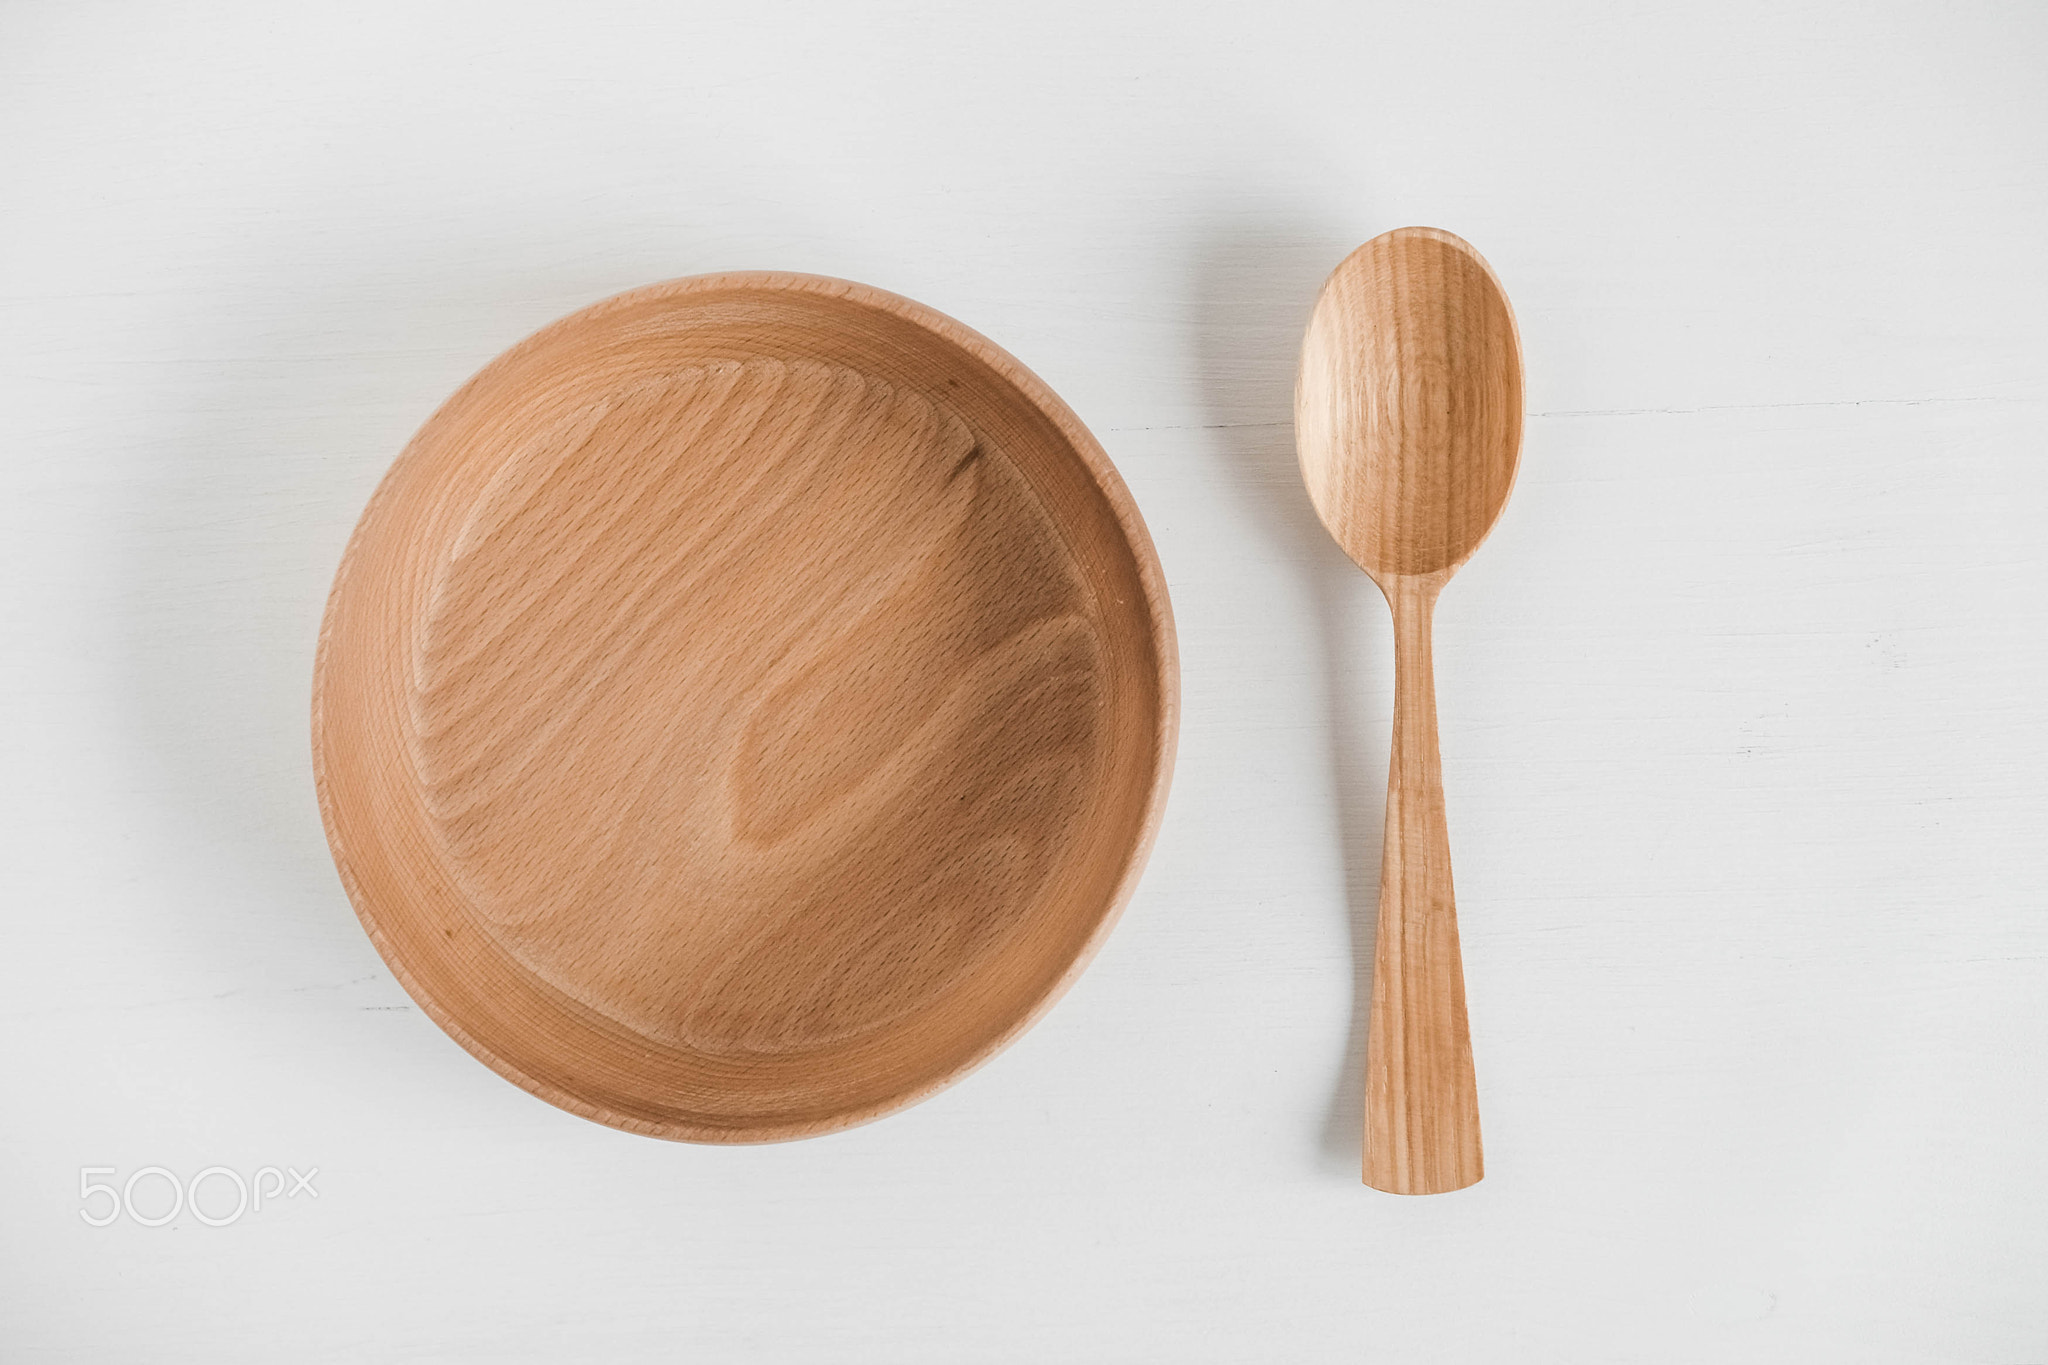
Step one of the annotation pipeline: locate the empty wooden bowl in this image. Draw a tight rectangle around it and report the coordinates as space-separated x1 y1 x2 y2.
314 273 1177 1141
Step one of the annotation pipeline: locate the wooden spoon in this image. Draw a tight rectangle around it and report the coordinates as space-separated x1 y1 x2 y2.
1295 227 1524 1193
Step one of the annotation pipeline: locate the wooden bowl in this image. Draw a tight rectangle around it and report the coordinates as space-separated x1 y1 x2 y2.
313 274 1177 1141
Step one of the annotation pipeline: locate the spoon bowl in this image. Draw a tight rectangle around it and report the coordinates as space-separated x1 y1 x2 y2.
1296 227 1524 1193
1298 227 1522 580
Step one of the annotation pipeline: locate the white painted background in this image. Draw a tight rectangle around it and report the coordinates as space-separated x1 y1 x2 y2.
3 2 2044 1360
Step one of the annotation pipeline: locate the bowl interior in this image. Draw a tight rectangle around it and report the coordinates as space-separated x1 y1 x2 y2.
314 276 1173 1140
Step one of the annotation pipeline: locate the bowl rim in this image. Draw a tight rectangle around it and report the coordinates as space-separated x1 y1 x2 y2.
312 270 1180 1142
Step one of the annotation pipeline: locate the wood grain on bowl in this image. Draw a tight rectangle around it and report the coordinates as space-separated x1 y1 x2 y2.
314 274 1176 1142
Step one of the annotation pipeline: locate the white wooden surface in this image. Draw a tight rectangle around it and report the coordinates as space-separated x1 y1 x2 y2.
3 3 2045 1360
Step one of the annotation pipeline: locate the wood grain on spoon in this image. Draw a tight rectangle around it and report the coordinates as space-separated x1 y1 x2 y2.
1296 227 1523 1193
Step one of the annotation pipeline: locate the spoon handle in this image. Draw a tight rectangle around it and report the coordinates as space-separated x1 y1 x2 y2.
1366 572 1483 1193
